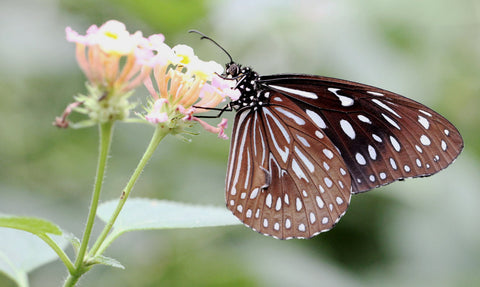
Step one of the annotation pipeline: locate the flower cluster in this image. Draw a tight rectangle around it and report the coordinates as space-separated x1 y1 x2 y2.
58 20 239 139
143 44 239 138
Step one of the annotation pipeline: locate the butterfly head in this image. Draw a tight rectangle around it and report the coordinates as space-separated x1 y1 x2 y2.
225 62 242 78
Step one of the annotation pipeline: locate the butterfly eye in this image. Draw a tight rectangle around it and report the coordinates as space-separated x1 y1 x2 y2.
226 63 240 77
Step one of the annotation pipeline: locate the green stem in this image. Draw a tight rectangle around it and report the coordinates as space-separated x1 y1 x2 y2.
37 234 75 274
88 124 169 257
64 122 114 286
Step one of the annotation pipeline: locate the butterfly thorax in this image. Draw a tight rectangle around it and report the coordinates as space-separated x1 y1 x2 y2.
225 63 270 111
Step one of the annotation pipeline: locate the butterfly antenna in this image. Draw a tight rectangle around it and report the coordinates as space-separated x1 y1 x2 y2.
188 30 234 63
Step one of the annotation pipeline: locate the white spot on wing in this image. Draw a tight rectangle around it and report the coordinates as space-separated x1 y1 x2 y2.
324 177 333 188
250 188 259 199
367 91 384 96
416 158 422 167
323 149 334 159
340 119 356 139
316 196 324 208
390 136 401 152
285 218 291 229
266 193 272 208
382 113 401 130
298 223 306 232
294 146 315 172
358 115 372 124
419 109 432 117
275 197 282 211
336 197 344 205
420 135 431 146
306 110 326 129
441 140 447 151
390 157 398 170
372 98 402 118
372 134 382 142
296 197 303 211
263 109 290 162
292 159 309 182
418 115 430 129
270 85 318 99
274 222 280 231
355 153 367 165
296 134 310 147
368 145 377 160
328 88 354 106
274 107 306 125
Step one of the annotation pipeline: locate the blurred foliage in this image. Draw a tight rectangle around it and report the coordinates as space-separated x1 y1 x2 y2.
0 0 479 286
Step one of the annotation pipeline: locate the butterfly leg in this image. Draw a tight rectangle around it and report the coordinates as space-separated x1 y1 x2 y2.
193 103 233 118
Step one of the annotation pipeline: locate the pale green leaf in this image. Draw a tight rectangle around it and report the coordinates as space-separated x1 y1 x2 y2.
97 198 240 237
0 215 62 236
0 228 68 287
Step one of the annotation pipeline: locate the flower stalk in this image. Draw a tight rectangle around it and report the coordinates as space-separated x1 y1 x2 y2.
57 19 241 286
89 124 170 257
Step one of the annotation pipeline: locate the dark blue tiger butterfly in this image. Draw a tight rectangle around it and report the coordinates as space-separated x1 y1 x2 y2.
191 31 464 239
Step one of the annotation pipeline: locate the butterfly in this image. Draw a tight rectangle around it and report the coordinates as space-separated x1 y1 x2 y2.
191 31 464 239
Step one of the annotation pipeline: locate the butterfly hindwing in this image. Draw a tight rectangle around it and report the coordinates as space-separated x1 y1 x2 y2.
226 95 352 239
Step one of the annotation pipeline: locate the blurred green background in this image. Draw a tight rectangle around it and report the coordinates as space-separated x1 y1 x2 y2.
1 0 479 286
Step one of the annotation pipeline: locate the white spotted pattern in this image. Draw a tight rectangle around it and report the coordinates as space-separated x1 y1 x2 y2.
355 153 367 165
296 197 303 211
358 115 372 124
306 110 327 128
298 223 306 232
274 107 306 125
340 119 356 139
266 193 272 208
328 88 354 106
420 135 431 146
316 196 324 208
382 113 401 130
368 145 377 160
390 157 398 170
323 148 334 159
390 136 401 152
324 177 333 188
285 219 291 229
270 85 318 99
372 99 401 118
418 115 430 129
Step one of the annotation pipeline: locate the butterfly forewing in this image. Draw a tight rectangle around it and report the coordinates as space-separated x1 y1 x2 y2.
226 96 352 239
260 75 464 193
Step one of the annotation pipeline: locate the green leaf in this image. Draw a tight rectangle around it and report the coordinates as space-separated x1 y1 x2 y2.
0 228 68 287
0 215 62 236
88 255 125 269
97 198 240 238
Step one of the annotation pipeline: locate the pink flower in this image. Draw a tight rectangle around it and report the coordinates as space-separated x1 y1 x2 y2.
145 99 169 124
192 117 229 139
143 45 238 139
66 20 156 93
